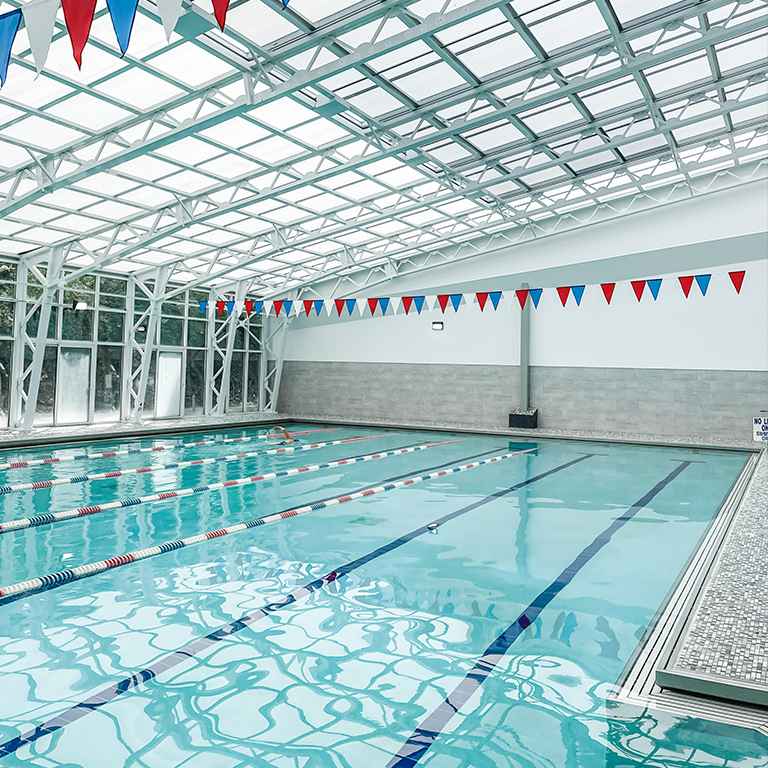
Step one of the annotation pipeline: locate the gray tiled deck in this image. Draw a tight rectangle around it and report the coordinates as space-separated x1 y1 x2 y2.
1 412 766 719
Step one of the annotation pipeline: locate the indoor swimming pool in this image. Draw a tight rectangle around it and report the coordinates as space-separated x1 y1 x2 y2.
0 424 765 767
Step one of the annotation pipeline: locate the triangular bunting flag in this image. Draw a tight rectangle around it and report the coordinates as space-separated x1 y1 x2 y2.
345 298 356 316
225 300 235 315
216 300 226 317
22 0 57 74
437 295 450 313
156 0 183 41
253 301 263 317
695 274 711 297
425 296 438 311
62 0 98 68
515 289 528 309
678 276 694 298
476 292 489 311
211 0 229 31
379 297 389 315
631 281 646 301
367 298 378 316
313 299 324 316
571 285 585 306
413 296 425 315
273 300 284 317
283 300 293 316
489 291 501 310
557 286 570 306
106 0 140 56
402 296 413 315
449 294 462 312
335 299 345 317
262 301 273 318
529 289 542 308
601 283 615 304
199 300 207 317
303 300 313 317
244 300 254 316
729 270 745 293
0 9 21 86
648 279 662 300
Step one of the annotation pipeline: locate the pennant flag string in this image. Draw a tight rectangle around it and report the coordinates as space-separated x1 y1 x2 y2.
529 289 542 308
449 294 462 312
379 297 390 315
695 274 711 297
225 300 235 315
106 0 140 56
601 283 615 305
21 0 57 74
679 276 694 298
557 286 570 307
571 285 585 306
198 300 207 317
61 0 97 68
515 289 528 309
313 299 324 316
489 291 501 310
647 279 662 300
476 292 489 311
216 300 225 317
245 300 254 317
367 298 378 316
631 280 646 302
729 270 745 293
0 9 21 87
253 301 263 316
414 296 425 314
283 300 293 317
402 296 414 315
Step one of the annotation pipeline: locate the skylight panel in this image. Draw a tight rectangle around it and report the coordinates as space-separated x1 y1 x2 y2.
96 69 185 110
317 171 365 190
199 117 270 148
9 204 59 224
729 103 768 125
715 33 768 74
89 9 172 58
227 1 300 46
287 0 363 24
464 121 525 152
50 213 103 233
155 137 222 165
517 166 570 186
160 170 218 193
567 150 618 172
251 99 319 130
44 93 133 132
341 179 388 200
346 87 406 117
44 33 126 85
198 154 263 179
609 0 678 25
0 116 86 151
644 54 712 96
262 205 307 224
338 17 409 49
519 99 585 134
0 67 74 110
376 166 428 187
287 118 352 148
618 135 669 158
368 41 434 75
74 173 138 196
0 140 30 171
86 200 143 219
528 3 609 53
149 43 235 88
393 61 470 101
121 186 176 207
114 155 180 181
243 136 305 164
455 33 536 79
578 78 645 115
435 9 509 46
672 115 727 142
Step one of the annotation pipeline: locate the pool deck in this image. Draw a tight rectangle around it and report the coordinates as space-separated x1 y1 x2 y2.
1 412 766 729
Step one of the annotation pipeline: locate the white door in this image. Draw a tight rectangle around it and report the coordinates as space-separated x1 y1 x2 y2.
56 348 91 425
155 351 183 418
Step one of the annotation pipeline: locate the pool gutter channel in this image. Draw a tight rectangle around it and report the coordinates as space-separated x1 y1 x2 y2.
610 451 768 733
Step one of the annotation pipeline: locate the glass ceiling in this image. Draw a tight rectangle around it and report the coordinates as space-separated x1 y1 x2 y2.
1 0 766 298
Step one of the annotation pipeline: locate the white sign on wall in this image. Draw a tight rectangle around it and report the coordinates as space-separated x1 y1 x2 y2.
754 417 768 442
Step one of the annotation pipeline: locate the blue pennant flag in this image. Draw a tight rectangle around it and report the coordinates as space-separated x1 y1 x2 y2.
345 298 356 315
489 291 502 310
571 285 585 306
413 296 425 314
647 279 662 300
449 294 462 312
695 274 711 296
253 301 263 316
198 300 207 317
529 289 542 308
225 301 235 315
0 9 22 87
379 297 390 315
106 0 139 56
313 299 324 316
283 300 293 316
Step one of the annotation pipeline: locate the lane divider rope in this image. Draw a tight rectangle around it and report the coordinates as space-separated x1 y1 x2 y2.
0 448 535 601
0 440 459 535
0 427 340 471
0 434 394 497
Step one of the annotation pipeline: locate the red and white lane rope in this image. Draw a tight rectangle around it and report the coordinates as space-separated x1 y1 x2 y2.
0 428 339 472
0 440 459 535
0 448 535 601
0 434 392 498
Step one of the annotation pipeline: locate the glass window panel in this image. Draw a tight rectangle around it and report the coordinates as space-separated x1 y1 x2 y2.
135 299 150 313
56 348 91 425
187 319 207 347
0 340 11 427
26 307 58 339
162 302 184 316
185 349 206 415
98 311 125 343
160 316 184 346
94 346 122 422
62 308 94 341
133 315 147 345
155 351 183 418
246 351 260 411
234 326 245 350
100 277 126 295
99 293 126 309
229 351 244 411
0 301 13 335
0 263 16 281
26 345 57 426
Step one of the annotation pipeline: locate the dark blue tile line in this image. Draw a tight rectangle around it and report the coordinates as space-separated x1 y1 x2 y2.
0 450 586 759
384 460 692 768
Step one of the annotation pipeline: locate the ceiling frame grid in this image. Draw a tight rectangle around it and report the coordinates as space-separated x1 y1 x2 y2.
0 0 765 298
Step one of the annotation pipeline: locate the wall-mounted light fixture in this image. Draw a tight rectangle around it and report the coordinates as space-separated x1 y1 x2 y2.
432 322 443 331
73 300 88 310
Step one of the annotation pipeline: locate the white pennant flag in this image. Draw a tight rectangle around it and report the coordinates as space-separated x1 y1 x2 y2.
262 300 273 318
22 0 59 74
156 0 183 41
425 295 438 312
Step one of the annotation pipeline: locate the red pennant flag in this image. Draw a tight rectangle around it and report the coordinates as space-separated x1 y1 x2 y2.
303 300 313 317
437 295 450 313
334 298 345 317
216 300 225 317
678 276 694 298
600 283 615 304
515 289 529 309
367 298 378 315
557 286 570 306
273 300 284 317
631 280 646 301
729 270 745 293
401 296 413 315
62 0 97 68
244 300 254 316
476 292 489 311
211 0 229 30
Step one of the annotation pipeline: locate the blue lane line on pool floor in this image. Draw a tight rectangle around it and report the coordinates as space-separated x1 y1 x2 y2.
385 459 692 768
0 450 586 759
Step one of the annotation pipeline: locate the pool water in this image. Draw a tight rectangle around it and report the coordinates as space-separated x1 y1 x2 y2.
0 425 765 767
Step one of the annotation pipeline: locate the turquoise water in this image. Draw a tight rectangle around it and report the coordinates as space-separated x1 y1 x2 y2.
0 425 765 767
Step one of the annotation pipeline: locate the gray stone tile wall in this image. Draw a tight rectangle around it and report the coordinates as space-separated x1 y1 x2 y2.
278 361 767 441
